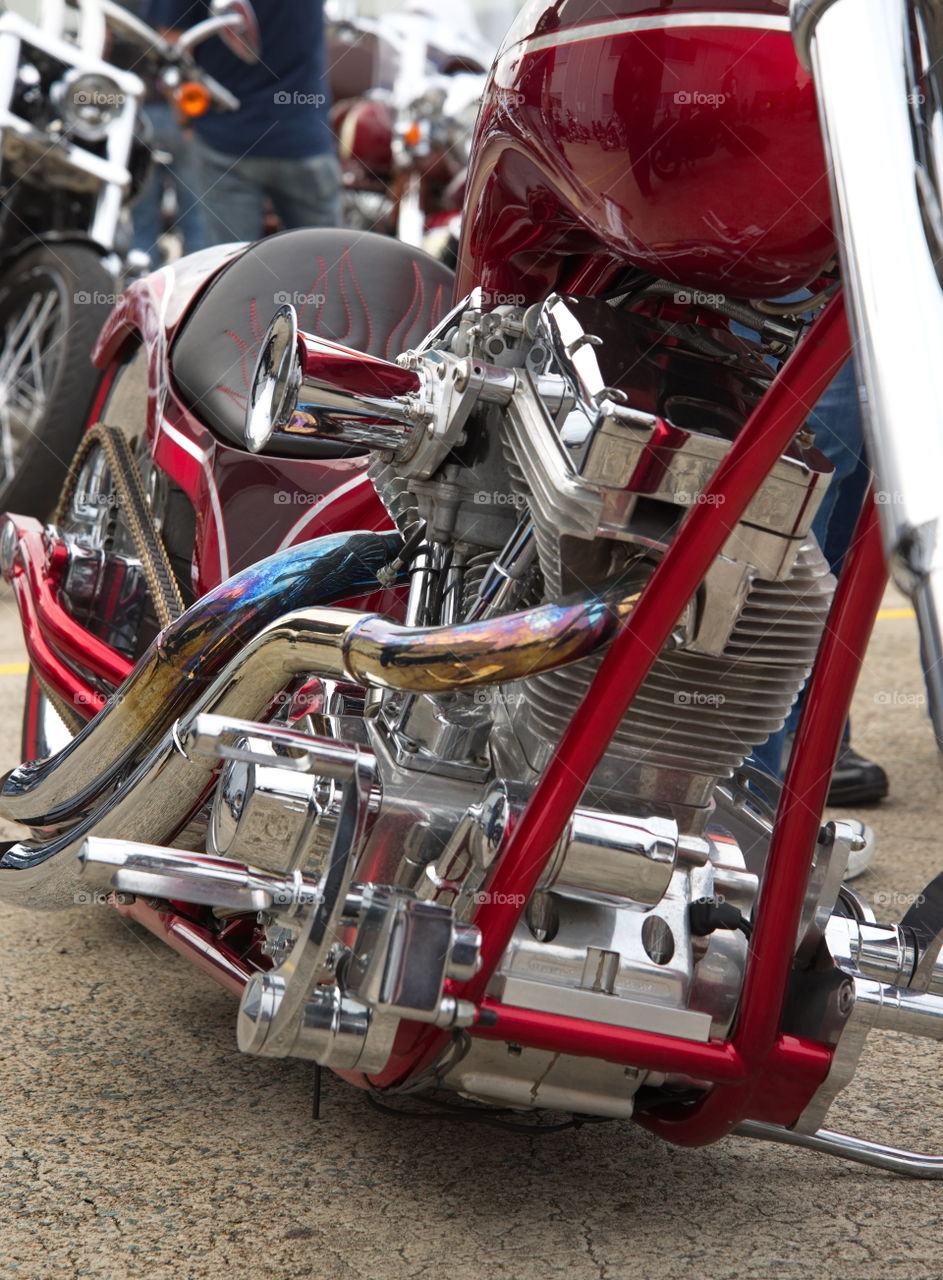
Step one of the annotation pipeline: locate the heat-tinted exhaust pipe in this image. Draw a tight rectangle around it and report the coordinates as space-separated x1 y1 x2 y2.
0 526 638 909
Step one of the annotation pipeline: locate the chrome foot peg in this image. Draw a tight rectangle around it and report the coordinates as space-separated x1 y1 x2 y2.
238 880 482 1070
736 1120 943 1179
80 836 482 1076
80 838 326 915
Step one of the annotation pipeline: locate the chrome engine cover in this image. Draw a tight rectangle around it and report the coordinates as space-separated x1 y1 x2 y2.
370 294 836 827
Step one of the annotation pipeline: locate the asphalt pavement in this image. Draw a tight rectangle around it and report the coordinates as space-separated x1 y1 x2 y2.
0 580 941 1280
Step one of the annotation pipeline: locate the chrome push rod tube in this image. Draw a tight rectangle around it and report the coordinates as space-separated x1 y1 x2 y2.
793 0 943 745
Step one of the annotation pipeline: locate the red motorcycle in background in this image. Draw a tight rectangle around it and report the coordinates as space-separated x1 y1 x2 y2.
328 0 496 257
1 0 942 1178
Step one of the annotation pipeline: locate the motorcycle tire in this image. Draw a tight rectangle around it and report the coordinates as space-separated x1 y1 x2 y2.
0 242 114 519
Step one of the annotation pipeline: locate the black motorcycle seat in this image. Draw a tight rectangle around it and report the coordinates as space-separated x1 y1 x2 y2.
170 228 455 457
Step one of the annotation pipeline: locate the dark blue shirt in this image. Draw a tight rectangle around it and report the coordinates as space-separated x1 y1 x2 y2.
146 0 334 158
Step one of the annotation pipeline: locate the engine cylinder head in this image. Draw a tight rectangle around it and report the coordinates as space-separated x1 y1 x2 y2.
511 540 834 825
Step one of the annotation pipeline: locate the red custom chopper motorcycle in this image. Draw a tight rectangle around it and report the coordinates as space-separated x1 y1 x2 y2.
0 0 941 1176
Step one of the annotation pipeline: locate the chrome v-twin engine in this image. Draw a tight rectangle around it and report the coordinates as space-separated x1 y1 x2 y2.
0 289 896 1127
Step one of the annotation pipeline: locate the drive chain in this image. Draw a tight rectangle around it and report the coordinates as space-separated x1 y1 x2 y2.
54 423 185 632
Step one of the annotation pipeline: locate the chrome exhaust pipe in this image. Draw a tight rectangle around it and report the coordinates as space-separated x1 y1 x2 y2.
0 528 639 909
0 529 402 909
793 0 943 746
0 528 404 830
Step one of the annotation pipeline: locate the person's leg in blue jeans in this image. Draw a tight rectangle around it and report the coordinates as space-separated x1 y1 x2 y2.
263 152 341 230
167 123 209 253
191 140 269 245
750 359 886 804
132 102 207 261
192 142 341 246
807 360 872 575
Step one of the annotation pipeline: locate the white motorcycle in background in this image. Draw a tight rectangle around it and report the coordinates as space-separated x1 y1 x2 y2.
0 0 257 516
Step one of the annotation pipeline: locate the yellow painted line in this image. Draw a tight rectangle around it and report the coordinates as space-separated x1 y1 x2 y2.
0 610 915 677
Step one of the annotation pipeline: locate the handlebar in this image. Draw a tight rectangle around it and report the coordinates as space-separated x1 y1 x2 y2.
99 0 247 114
100 0 177 62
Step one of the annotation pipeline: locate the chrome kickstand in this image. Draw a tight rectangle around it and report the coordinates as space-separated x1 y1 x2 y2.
734 1120 943 1178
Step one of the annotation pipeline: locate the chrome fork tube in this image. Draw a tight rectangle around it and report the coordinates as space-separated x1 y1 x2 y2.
793 0 943 745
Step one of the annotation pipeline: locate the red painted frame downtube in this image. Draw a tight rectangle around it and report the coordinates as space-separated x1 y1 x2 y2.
637 496 887 1144
7 518 134 717
459 292 853 1002
473 1002 748 1080
367 292 855 1091
471 1002 832 1096
114 897 252 999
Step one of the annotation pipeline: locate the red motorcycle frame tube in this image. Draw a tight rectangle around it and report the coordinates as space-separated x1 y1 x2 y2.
639 498 886 1143
360 295 879 1142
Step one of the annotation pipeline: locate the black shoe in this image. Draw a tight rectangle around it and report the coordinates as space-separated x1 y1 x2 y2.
827 744 889 806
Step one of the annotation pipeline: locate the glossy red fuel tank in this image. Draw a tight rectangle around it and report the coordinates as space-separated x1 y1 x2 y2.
456 0 833 301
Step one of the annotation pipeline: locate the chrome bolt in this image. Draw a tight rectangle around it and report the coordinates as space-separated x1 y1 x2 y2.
236 972 285 1055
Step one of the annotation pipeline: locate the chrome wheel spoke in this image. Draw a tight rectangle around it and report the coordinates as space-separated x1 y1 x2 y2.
21 289 60 405
0 283 64 481
0 292 43 384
